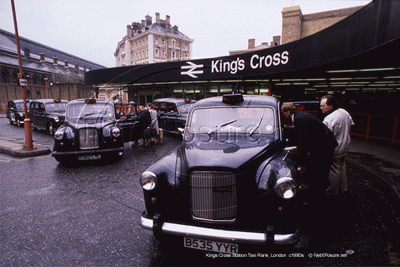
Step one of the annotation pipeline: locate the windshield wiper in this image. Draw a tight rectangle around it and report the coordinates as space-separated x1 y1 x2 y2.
208 119 237 135
78 112 96 119
250 111 265 136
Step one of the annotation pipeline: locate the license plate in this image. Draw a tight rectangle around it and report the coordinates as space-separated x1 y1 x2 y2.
78 154 101 160
184 237 239 254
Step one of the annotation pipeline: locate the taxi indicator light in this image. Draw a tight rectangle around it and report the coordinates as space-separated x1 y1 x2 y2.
85 98 96 104
54 99 61 103
222 94 244 104
185 98 192 103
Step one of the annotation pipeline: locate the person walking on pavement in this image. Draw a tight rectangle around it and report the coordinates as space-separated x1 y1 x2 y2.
144 103 159 146
320 95 355 196
281 102 338 250
132 105 151 147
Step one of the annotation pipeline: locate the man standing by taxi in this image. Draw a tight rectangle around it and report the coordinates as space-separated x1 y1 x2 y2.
320 95 354 196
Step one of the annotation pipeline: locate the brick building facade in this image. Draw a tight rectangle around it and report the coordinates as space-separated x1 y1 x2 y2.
229 5 365 56
281 5 364 44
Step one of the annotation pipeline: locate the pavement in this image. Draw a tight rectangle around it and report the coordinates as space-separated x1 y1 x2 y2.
0 113 399 198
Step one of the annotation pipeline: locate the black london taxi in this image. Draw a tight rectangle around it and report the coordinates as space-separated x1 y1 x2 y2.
152 98 196 135
28 99 68 135
139 94 304 253
52 98 124 163
6 99 30 126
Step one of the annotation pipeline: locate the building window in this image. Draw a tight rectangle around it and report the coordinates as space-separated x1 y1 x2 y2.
155 38 158 44
162 50 166 58
172 51 176 59
155 48 159 57
185 53 188 60
179 52 183 60
162 39 165 45
172 40 176 47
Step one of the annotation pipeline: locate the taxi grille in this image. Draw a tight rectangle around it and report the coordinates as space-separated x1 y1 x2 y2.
79 128 99 149
190 171 237 222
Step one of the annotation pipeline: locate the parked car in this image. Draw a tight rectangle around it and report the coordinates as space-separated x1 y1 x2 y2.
52 98 124 163
139 94 305 254
6 99 30 126
28 99 68 135
152 98 196 135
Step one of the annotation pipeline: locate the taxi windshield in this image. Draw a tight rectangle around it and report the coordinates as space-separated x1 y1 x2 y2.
188 106 275 134
66 103 114 121
45 103 66 113
15 102 29 111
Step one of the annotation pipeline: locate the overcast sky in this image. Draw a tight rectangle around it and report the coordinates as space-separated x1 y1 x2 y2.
1 0 371 68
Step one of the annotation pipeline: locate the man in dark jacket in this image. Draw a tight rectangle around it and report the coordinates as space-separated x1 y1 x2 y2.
281 102 338 249
132 105 151 147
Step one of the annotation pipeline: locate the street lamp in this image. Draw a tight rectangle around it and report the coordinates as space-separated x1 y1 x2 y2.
11 0 34 150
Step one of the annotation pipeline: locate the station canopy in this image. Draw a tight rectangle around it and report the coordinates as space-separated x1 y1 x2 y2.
85 0 400 95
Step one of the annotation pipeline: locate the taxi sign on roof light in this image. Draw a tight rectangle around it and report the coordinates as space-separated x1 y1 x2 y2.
54 99 61 103
85 98 96 104
185 98 192 103
222 94 244 104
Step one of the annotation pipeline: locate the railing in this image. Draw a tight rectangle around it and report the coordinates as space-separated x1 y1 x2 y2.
350 113 399 145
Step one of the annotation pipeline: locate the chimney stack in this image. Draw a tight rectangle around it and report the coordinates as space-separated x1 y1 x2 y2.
272 35 281 46
24 48 30 62
127 25 132 37
75 62 79 73
64 60 69 70
156 12 160 24
40 53 45 65
145 15 152 26
248 39 255 49
53 56 58 68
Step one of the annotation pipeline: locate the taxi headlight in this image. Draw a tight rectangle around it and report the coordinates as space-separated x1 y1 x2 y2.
140 171 157 190
274 177 298 199
54 130 64 140
111 127 121 137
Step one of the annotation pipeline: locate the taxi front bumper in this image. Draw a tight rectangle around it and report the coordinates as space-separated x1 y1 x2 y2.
140 213 299 246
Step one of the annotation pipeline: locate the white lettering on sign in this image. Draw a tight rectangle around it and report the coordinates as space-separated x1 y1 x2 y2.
211 57 246 74
250 51 289 69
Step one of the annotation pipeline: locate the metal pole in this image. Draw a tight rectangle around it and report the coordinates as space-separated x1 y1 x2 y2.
45 78 48 98
11 0 34 150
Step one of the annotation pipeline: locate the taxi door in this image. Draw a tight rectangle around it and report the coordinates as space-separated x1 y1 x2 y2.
116 103 141 142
